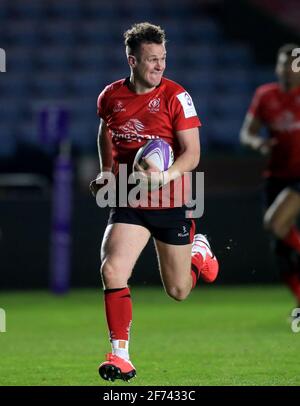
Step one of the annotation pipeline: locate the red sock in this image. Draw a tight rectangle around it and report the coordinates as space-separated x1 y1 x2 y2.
283 226 300 255
104 287 132 340
283 273 300 304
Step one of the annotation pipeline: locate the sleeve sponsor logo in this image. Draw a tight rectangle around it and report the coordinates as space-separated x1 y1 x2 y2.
176 92 197 118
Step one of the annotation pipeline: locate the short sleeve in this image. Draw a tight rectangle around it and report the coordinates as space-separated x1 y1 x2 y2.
170 91 201 131
97 88 108 120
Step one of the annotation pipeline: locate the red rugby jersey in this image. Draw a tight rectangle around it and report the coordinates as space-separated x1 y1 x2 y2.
248 83 300 178
97 77 201 208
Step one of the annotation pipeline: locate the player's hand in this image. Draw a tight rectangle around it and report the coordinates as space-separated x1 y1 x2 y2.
134 158 167 190
257 138 278 155
89 173 103 197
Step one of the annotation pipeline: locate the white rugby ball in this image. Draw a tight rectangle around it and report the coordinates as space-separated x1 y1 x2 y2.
133 139 174 172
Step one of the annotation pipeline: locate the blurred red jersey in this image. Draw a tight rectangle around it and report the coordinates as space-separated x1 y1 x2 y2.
248 83 300 178
97 77 201 208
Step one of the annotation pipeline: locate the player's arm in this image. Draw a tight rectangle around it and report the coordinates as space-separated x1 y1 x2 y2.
240 113 277 154
165 127 200 182
90 119 112 197
97 119 113 172
134 127 200 188
240 113 264 149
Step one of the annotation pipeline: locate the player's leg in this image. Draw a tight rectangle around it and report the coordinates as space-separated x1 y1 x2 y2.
99 217 151 381
264 187 300 244
154 234 219 301
264 181 300 306
151 209 219 300
101 222 150 288
272 238 300 306
154 239 193 300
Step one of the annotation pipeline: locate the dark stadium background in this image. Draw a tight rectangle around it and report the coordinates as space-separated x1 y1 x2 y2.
1 0 300 290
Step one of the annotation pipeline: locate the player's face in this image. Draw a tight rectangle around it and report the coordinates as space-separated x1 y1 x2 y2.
132 43 166 89
276 53 300 89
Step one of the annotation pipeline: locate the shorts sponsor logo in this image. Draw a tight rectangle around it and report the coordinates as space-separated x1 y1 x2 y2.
178 225 189 237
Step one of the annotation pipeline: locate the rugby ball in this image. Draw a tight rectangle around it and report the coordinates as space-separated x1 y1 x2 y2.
133 139 174 172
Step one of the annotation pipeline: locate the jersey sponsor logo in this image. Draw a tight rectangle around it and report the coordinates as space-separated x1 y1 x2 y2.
271 111 300 132
148 98 160 113
120 119 145 133
176 92 197 118
113 100 126 112
113 119 159 143
112 131 160 143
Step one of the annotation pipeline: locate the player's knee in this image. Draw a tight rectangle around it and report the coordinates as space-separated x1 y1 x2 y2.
101 259 125 285
166 286 189 301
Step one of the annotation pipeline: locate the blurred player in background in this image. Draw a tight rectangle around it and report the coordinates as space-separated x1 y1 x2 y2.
240 44 300 311
90 22 219 382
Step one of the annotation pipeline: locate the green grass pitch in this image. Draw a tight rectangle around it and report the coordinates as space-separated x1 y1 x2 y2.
0 286 300 386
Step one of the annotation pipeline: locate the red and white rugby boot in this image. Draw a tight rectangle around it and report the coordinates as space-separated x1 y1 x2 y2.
192 234 219 283
99 353 136 382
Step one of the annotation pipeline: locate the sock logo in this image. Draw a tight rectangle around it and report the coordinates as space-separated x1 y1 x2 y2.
0 308 6 332
291 308 300 333
0 48 6 72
